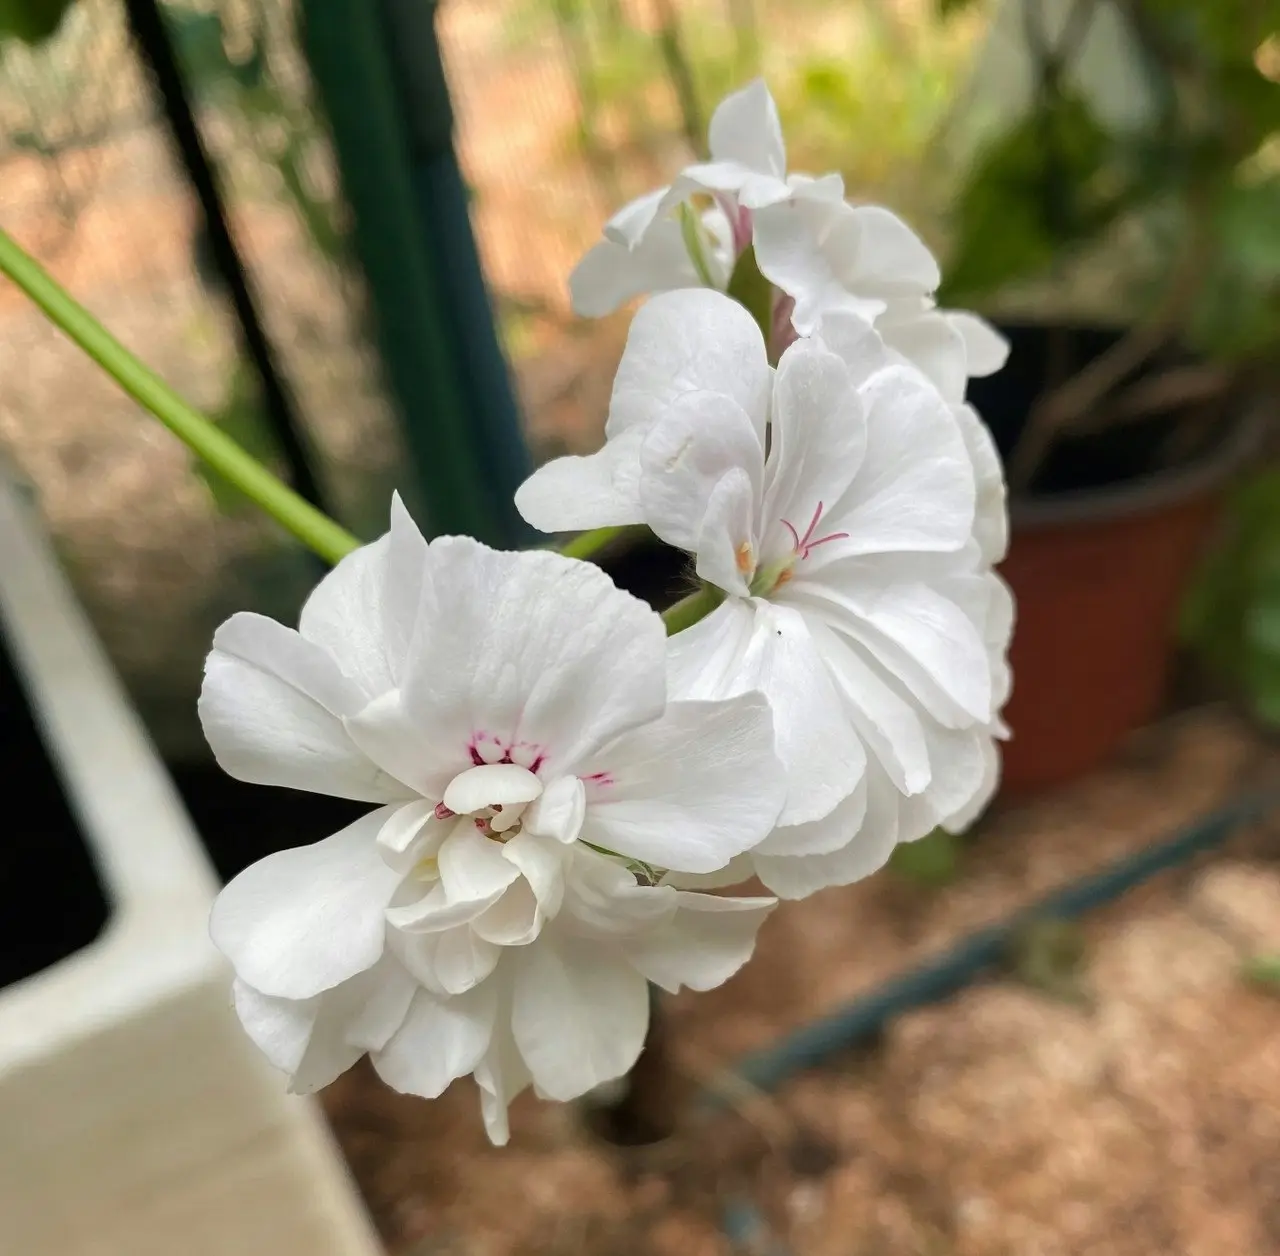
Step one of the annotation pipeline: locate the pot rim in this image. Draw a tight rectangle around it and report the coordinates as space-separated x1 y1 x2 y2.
1008 395 1267 529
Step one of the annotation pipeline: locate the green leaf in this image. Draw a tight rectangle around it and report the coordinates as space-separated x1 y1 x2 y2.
0 0 75 44
725 243 774 356
1183 467 1280 726
939 93 1127 303
1187 178 1280 360
1242 954 1280 991
889 828 961 887
937 0 980 15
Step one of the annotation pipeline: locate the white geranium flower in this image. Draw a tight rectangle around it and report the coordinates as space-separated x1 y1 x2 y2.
201 501 785 1143
517 291 1012 898
569 78 1009 393
568 78 938 336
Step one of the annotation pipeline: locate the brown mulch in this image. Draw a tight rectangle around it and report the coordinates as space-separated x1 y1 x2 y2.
321 708 1280 1255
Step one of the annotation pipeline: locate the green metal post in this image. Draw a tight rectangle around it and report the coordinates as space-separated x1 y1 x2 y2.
299 0 500 543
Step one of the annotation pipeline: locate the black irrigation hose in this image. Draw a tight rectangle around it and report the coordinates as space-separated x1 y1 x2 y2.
715 785 1280 1251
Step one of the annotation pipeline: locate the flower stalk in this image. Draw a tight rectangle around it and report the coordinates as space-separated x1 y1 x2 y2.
661 583 724 635
0 227 361 566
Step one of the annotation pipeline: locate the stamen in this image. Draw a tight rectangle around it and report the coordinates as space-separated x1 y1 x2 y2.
779 501 849 561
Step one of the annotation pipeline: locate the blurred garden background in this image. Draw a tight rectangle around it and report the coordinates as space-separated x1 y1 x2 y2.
2 1 1280 1252
0 0 998 755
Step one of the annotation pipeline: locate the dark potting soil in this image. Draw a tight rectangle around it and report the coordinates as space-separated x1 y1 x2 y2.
967 323 1228 499
0 633 111 989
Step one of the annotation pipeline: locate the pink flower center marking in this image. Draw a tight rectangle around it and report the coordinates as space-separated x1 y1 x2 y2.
780 501 849 561
467 734 545 773
713 192 754 255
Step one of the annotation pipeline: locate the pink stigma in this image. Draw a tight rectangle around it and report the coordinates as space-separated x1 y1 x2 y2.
434 802 455 821
780 501 849 560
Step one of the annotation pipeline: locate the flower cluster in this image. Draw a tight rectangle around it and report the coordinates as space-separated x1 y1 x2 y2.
204 79 1013 1144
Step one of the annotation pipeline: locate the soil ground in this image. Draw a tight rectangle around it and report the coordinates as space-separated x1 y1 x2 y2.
321 709 1280 1256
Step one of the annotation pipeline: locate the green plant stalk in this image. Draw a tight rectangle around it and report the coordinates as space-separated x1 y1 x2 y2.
662 583 723 635
558 524 628 560
0 227 361 565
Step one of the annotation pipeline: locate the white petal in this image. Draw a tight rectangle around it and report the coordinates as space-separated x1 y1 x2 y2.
631 892 775 993
581 692 786 873
666 595 758 702
200 613 408 803
753 771 867 857
344 958 420 1052
608 289 770 438
501 832 569 917
373 982 497 1099
523 774 586 845
511 934 650 1101
850 205 940 294
808 619 931 795
667 161 791 209
390 924 502 995
474 1015 532 1147
438 824 523 903
603 186 666 248
662 852 756 891
443 763 543 814
754 764 900 898
750 601 866 826
880 308 969 405
638 392 764 552
898 724 992 842
754 200 937 336
514 426 647 534
297 494 427 697
761 341 866 547
210 808 401 1000
666 598 864 826
472 879 542 946
233 954 417 1094
941 734 1001 833
954 403 1009 564
810 366 975 562
695 468 757 597
752 196 861 335
707 78 786 178
812 308 897 385
570 220 708 317
947 311 1009 377
385 884 496 936
797 579 993 726
375 799 440 874
403 539 669 777
232 981 321 1078
561 847 677 938
984 573 1016 708
342 687 463 802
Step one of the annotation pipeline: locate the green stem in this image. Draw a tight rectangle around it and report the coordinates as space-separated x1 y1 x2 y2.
678 202 717 290
558 524 625 560
0 227 360 565
661 583 723 635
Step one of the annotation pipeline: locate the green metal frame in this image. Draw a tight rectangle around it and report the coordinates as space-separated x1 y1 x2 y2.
300 0 528 545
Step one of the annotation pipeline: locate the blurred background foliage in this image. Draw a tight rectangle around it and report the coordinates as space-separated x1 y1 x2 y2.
0 0 1277 742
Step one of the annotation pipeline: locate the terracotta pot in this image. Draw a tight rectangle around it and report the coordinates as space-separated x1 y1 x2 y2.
999 449 1241 793
977 326 1260 793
